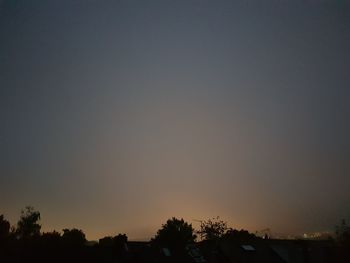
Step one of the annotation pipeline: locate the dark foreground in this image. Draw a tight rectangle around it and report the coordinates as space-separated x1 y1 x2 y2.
1 239 350 263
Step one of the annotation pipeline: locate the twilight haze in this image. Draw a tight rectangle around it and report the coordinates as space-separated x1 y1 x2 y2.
1 0 350 240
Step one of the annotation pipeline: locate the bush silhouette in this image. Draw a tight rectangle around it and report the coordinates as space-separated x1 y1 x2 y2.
16 206 41 239
152 217 196 253
99 236 114 247
0 215 10 241
222 228 260 242
62 228 86 246
197 216 228 241
40 231 62 247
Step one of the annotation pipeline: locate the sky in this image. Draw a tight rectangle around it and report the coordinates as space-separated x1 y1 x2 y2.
1 0 350 240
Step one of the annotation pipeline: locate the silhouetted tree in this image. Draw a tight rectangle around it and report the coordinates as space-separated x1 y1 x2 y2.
16 206 41 239
62 228 86 246
113 233 127 244
99 233 128 259
197 216 228 241
222 228 260 242
99 233 128 255
152 217 196 253
40 231 62 246
99 236 114 247
114 233 128 253
0 215 10 241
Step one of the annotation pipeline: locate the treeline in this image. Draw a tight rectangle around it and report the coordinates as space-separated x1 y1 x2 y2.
0 206 128 248
0 206 131 262
1 206 350 262
0 207 265 263
0 207 260 247
0 206 88 245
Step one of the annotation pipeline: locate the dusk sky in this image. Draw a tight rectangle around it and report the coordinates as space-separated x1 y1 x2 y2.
1 0 350 240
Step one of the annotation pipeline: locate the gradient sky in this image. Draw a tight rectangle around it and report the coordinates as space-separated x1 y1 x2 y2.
1 0 350 240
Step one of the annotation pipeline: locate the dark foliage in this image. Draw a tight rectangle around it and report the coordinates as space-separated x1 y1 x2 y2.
0 215 10 241
152 217 196 253
40 231 62 247
62 228 86 246
16 206 41 239
114 233 128 251
197 217 228 241
99 233 127 248
222 228 260 242
99 236 114 247
1 206 350 262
